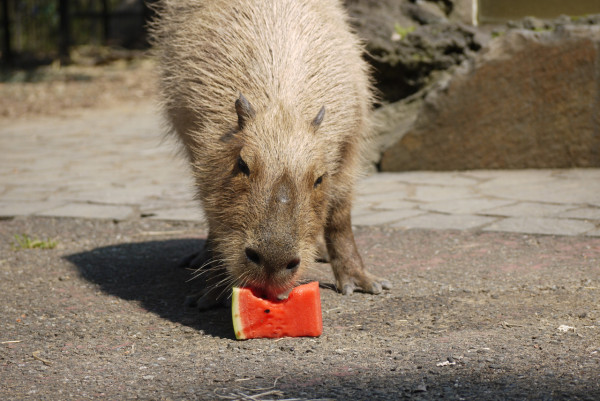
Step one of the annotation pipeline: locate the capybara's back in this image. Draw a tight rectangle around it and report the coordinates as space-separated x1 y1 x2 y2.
151 0 390 308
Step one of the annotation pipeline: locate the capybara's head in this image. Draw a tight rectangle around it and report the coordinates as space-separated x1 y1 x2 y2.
201 94 332 298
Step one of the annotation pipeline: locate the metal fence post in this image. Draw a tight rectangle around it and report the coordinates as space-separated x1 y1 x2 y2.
101 0 109 43
58 0 70 63
1 0 12 66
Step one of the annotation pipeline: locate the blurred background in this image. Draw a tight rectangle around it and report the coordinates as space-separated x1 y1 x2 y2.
1 0 154 67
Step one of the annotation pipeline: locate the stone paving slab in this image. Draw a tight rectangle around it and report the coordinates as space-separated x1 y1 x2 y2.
1 105 599 237
356 170 600 236
483 202 574 218
392 213 498 231
36 203 136 221
484 216 596 236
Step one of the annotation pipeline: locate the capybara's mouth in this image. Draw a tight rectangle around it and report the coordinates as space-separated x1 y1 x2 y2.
238 249 301 300
243 279 296 301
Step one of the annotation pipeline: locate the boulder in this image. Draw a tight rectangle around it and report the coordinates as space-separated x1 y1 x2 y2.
345 0 482 102
378 25 600 171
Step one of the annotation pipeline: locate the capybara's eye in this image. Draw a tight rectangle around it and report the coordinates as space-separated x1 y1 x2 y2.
238 156 250 176
314 175 323 188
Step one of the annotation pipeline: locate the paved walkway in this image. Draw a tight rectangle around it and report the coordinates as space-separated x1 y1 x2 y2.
1 104 599 237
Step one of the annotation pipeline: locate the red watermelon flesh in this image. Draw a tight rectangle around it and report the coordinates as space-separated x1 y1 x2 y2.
232 281 323 339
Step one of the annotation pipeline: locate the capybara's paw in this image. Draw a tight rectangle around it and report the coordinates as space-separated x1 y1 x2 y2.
336 271 392 295
178 250 209 270
184 290 230 311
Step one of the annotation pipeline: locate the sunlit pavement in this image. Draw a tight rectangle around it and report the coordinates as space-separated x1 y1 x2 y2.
1 105 599 237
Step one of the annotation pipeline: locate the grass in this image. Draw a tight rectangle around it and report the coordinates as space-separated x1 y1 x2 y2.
394 24 416 40
13 234 58 250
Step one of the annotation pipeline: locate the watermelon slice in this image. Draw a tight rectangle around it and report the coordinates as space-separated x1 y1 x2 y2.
232 281 323 340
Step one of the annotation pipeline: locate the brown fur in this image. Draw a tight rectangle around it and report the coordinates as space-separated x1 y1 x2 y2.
150 0 390 307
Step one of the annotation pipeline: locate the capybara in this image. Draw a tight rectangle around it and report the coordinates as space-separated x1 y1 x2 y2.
151 0 391 308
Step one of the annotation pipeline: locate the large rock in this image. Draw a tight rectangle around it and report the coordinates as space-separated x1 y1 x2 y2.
345 0 482 102
379 25 600 171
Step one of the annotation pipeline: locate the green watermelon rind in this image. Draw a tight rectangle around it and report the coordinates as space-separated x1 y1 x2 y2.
231 287 246 340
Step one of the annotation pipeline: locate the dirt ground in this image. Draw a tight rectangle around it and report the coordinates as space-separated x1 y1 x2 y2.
1 216 599 400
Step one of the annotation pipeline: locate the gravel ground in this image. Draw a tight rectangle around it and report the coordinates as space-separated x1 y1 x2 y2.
1 216 599 400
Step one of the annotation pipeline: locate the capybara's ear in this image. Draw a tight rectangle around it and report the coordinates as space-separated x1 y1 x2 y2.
235 93 256 129
311 106 325 130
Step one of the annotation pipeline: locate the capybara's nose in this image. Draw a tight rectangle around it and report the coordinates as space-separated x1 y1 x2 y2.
245 247 300 272
245 247 261 265
285 257 300 270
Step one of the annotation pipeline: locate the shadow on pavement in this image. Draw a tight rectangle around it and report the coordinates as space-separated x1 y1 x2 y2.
64 238 236 340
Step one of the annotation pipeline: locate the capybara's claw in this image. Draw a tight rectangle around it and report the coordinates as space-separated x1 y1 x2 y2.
337 272 391 295
342 283 356 295
185 291 230 311
380 279 393 290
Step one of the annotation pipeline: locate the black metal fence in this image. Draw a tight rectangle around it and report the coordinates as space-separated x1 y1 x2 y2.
1 0 155 66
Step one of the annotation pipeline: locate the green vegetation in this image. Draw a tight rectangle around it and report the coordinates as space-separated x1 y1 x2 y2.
5 1 59 54
394 24 416 40
531 26 552 32
4 0 129 55
13 234 58 250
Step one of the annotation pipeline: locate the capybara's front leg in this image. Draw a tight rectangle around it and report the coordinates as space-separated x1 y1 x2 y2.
325 200 392 295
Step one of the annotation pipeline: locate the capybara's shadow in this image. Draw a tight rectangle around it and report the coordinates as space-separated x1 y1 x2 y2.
64 238 235 339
